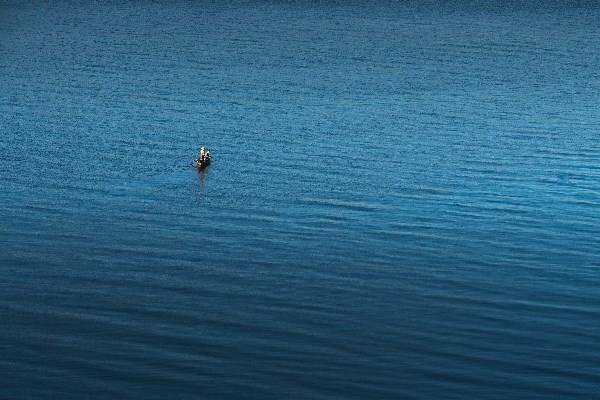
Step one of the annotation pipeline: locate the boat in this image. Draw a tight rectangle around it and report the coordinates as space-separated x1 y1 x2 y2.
194 156 211 169
194 146 211 169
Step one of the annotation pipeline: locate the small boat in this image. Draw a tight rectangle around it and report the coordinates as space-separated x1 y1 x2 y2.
195 146 211 169
194 156 211 169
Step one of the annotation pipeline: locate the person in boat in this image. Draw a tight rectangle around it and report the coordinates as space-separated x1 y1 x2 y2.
196 147 211 165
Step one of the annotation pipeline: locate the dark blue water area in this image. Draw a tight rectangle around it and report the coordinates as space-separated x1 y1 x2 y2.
1 1 599 398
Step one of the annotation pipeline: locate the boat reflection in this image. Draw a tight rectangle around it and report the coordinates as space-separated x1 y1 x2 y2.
196 166 209 190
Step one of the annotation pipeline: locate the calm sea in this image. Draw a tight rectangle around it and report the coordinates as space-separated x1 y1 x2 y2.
1 1 599 398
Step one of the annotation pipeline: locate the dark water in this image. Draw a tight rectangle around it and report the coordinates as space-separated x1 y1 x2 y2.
1 1 599 398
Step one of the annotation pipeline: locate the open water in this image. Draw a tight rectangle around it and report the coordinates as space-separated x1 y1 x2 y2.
1 1 599 398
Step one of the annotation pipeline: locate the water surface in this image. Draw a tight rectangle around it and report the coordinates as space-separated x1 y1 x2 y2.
1 1 599 398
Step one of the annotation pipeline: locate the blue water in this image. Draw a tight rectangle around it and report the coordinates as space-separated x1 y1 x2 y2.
1 1 599 398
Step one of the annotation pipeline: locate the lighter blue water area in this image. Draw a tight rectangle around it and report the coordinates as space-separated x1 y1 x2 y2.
1 1 599 398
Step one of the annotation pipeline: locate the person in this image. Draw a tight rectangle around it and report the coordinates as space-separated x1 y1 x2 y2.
198 147 206 160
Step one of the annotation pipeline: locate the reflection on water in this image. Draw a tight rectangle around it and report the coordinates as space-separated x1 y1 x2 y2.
196 166 209 191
